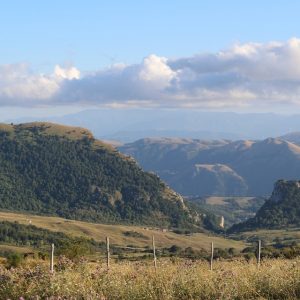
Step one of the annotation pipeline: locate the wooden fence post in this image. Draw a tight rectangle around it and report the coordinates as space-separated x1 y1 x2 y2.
50 243 54 273
210 242 214 271
106 236 110 271
257 240 261 267
152 235 157 269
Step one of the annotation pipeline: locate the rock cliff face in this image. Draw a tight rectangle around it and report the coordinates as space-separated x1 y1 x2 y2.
269 180 300 203
229 180 300 231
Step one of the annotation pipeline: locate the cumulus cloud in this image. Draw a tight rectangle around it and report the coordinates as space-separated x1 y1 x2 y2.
0 64 80 106
0 64 59 105
2 38 300 109
54 65 80 80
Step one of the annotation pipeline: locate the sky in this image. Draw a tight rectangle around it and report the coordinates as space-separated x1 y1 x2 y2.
1 0 300 118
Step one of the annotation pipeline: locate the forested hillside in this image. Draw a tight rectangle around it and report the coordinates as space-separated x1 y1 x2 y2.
0 122 208 229
229 180 300 231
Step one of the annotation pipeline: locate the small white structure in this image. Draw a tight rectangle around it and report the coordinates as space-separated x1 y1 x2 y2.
219 216 224 228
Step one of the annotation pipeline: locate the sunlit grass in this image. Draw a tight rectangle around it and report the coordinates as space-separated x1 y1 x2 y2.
0 211 245 251
0 258 299 299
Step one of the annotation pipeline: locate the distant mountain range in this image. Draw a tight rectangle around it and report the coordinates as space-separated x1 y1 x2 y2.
7 109 300 142
119 137 300 197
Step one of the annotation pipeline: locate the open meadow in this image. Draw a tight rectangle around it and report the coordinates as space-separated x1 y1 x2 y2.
0 211 245 252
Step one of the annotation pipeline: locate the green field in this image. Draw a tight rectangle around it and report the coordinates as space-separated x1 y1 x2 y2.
0 211 245 251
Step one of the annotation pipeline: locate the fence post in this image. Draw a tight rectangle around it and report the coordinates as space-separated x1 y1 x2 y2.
106 236 110 271
257 240 261 267
210 242 214 271
50 243 54 273
152 235 157 269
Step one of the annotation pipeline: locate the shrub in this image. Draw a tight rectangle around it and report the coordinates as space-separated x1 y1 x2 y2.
6 253 23 268
57 239 94 260
122 231 149 239
169 245 182 253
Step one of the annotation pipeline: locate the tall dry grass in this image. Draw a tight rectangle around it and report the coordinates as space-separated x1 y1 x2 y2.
0 258 299 299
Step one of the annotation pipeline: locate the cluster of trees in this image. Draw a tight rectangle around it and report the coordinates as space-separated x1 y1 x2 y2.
242 242 300 260
0 221 98 250
162 243 300 260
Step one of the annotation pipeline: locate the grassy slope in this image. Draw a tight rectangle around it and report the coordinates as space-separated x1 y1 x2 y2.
0 244 32 253
0 122 93 139
205 196 254 205
0 211 245 251
232 228 300 245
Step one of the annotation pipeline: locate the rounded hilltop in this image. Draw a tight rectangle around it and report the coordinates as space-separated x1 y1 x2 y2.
0 122 94 140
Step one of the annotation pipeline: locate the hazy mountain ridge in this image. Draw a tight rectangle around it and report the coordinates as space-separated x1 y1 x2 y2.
279 132 300 145
120 137 300 196
171 163 248 196
8 110 300 142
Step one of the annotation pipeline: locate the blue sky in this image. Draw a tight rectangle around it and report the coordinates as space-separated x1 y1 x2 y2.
1 0 299 71
1 1 300 117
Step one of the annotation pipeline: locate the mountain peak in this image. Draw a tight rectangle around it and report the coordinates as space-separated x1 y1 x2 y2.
269 180 300 203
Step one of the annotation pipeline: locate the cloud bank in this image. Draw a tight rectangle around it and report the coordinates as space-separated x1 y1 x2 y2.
2 38 300 110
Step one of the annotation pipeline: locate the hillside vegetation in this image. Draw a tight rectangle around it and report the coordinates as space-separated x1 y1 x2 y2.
0 220 98 253
0 122 208 229
230 180 300 231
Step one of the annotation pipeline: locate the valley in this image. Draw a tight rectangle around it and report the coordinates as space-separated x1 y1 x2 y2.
0 122 300 259
187 196 266 227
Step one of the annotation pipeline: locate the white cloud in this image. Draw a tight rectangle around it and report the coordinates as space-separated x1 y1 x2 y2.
0 64 59 105
2 38 300 110
54 65 80 80
138 54 176 87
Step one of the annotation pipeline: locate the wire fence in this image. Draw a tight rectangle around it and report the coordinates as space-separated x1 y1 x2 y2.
47 236 262 273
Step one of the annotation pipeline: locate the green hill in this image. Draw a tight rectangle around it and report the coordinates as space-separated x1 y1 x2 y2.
229 180 300 232
0 122 213 230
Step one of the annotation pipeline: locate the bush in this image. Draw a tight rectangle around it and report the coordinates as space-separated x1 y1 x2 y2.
122 231 149 239
6 253 23 268
57 239 94 260
169 245 182 253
